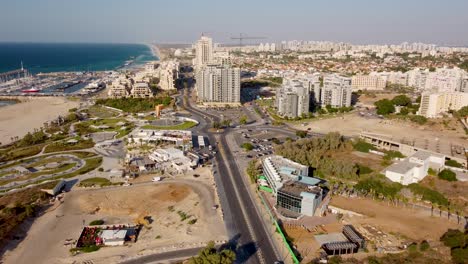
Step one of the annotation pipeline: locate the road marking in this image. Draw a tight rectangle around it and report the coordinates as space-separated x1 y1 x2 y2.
216 134 266 264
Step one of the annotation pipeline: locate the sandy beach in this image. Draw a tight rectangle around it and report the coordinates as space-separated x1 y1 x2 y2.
0 97 79 145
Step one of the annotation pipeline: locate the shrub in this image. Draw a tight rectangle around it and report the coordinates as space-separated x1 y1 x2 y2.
408 115 427 125
241 142 254 151
408 184 448 206
440 229 466 249
420 240 430 251
89 219 104 226
445 160 463 168
353 140 376 153
438 169 457 182
296 130 307 138
188 219 197 225
357 164 373 175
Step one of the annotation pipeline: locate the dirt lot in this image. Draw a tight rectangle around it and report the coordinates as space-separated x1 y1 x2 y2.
329 196 460 241
292 113 467 159
2 181 227 264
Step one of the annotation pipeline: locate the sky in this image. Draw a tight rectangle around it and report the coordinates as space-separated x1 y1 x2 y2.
1 0 467 46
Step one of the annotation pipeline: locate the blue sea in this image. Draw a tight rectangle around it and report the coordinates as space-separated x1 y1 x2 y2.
0 43 157 74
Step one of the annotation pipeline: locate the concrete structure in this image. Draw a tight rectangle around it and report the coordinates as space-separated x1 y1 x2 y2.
276 79 310 118
133 129 192 148
148 148 198 173
321 74 352 108
418 92 468 118
360 131 466 166
196 64 241 105
384 151 445 185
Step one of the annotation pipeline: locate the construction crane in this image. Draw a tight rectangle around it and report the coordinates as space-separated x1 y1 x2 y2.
231 33 267 47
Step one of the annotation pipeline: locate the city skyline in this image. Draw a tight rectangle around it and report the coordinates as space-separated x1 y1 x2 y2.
1 0 468 46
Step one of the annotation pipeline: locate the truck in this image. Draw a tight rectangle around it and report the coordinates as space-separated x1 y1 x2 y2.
152 176 162 182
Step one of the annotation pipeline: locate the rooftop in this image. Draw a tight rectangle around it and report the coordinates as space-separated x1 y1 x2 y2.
385 159 419 174
411 150 445 160
279 180 322 197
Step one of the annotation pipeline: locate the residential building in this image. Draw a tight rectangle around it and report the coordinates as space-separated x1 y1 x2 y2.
194 35 213 67
196 64 241 105
351 74 386 91
276 80 310 118
321 74 352 108
131 82 153 98
385 151 445 185
418 92 468 118
108 77 131 98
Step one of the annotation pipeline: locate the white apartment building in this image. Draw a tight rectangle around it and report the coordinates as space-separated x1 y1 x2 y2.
418 92 468 118
196 64 240 105
276 80 310 118
194 36 213 67
321 74 352 108
351 74 387 91
385 151 445 185
158 60 179 91
424 68 465 93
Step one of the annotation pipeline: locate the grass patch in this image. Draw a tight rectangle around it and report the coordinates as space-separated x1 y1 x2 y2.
141 121 197 130
0 144 45 163
95 97 173 113
79 177 111 187
89 219 104 226
44 139 95 153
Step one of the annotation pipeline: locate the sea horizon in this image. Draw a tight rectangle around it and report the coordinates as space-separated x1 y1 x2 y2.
0 42 158 74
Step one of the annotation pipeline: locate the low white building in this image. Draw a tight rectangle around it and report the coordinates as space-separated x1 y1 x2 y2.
100 229 127 246
384 151 445 185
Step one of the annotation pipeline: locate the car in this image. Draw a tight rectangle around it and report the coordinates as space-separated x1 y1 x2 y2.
193 174 200 178
152 176 162 182
212 205 219 210
123 182 132 187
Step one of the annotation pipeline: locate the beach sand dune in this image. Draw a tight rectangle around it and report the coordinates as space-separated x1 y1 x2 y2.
0 97 79 145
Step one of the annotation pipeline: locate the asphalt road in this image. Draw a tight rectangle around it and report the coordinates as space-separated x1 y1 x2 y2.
183 88 281 264
125 88 283 264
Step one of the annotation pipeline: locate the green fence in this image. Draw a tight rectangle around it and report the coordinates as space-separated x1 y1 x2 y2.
258 192 300 264
259 185 273 193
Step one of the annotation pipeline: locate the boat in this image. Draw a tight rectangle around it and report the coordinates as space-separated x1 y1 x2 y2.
21 88 40 93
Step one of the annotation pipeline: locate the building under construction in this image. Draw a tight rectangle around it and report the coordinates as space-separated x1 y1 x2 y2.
321 225 366 256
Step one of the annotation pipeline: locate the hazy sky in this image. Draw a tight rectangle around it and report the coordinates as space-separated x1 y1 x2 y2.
1 0 467 46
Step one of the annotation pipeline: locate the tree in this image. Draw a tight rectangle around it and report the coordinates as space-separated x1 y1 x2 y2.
189 241 236 264
241 142 254 151
374 99 395 115
445 160 463 168
213 122 221 129
438 169 457 182
239 115 247 125
392 94 412 106
455 106 468 117
296 130 307 138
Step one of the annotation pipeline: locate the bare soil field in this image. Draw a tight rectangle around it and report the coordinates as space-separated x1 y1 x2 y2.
293 113 467 159
329 196 459 241
2 181 227 264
